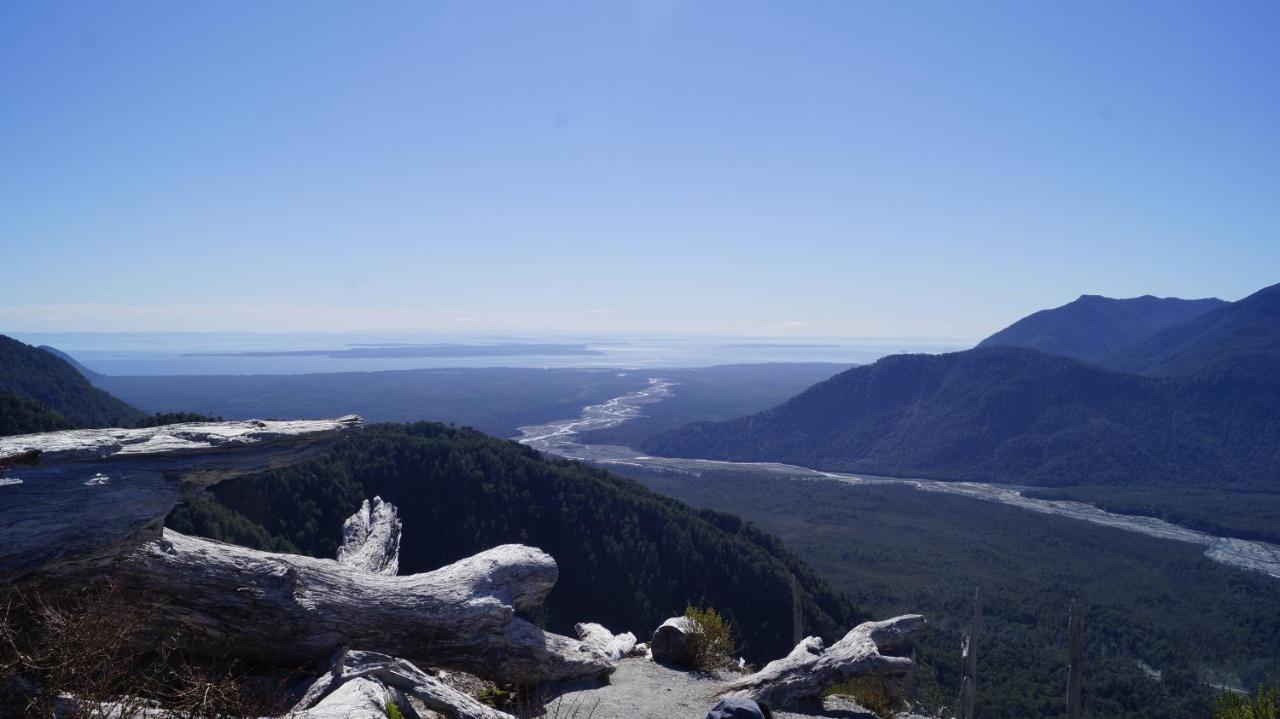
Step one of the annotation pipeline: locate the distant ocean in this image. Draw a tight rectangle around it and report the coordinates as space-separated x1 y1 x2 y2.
9 332 971 376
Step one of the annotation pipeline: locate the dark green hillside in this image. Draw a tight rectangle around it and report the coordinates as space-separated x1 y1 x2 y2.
643 346 1280 490
1107 282 1280 379
0 391 73 436
0 335 143 428
979 294 1224 364
179 422 861 662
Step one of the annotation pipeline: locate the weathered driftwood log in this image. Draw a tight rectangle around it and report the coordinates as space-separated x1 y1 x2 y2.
337 496 402 576
651 616 699 667
102 531 613 684
575 622 638 661
294 649 514 719
0 417 362 582
791 572 804 647
720 615 926 709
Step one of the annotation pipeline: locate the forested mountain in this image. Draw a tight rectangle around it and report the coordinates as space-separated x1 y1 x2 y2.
174 422 863 662
0 335 143 429
642 345 1280 489
1106 282 1280 379
978 294 1225 363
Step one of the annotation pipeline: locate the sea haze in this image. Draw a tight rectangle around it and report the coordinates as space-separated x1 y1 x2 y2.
10 332 969 376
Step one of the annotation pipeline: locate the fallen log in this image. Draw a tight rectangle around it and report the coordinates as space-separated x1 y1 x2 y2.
294 649 513 719
100 531 613 684
3 419 611 684
651 616 699 667
0 417 362 582
720 614 926 709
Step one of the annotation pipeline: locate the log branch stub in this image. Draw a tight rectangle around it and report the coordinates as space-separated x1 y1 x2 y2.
337 497 402 576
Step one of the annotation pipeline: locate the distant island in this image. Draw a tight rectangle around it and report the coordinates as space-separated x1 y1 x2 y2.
184 342 605 359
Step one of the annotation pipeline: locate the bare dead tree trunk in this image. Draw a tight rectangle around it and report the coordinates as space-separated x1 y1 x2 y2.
791 572 804 647
958 586 981 719
906 646 919 706
1066 598 1084 719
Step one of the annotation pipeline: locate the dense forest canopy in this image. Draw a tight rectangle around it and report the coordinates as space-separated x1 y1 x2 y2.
625 466 1280 719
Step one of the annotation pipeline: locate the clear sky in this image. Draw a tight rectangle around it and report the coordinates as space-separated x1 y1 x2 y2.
2 1 1278 338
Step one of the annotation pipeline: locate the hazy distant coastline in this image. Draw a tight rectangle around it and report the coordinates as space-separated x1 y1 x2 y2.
184 342 603 359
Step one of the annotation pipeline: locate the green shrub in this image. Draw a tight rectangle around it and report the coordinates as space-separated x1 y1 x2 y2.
385 701 405 719
827 676 899 719
684 604 737 671
1216 685 1279 719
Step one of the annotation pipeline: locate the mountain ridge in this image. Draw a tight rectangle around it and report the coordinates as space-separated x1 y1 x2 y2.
977 293 1226 364
644 282 1280 490
1104 282 1280 379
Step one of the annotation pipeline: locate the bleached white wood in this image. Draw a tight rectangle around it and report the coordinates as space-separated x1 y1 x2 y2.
720 615 926 709
575 622 638 661
0 417 362 582
103 531 613 684
295 649 513 719
337 497 402 576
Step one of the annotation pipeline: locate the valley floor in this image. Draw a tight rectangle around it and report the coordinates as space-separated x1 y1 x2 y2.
518 379 1280 579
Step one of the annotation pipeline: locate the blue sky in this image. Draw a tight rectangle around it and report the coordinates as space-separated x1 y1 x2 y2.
2 1 1277 337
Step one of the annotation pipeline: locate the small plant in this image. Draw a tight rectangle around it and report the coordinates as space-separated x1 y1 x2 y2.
479 684 512 707
684 603 737 672
385 700 406 719
1216 684 1279 719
